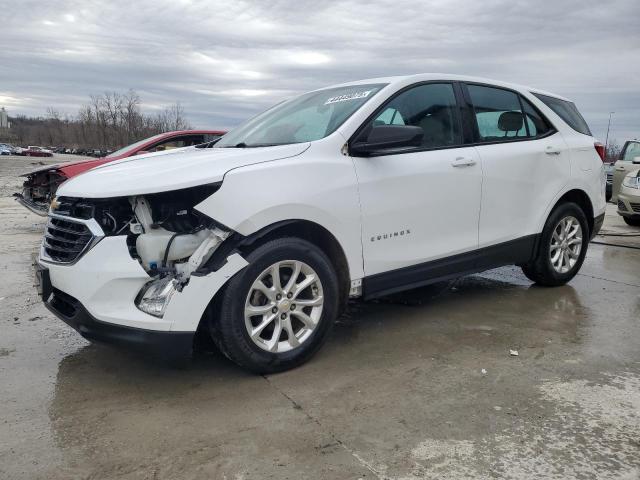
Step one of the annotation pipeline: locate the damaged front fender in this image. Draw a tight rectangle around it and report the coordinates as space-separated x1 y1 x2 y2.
164 253 248 332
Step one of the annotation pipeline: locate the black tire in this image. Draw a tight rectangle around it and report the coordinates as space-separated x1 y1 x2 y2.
623 216 640 227
211 237 339 374
522 202 589 286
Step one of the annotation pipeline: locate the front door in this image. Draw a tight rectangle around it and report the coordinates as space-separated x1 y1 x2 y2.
351 82 482 278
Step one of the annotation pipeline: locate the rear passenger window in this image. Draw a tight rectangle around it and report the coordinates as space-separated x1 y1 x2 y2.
371 83 462 149
521 97 553 137
468 85 528 141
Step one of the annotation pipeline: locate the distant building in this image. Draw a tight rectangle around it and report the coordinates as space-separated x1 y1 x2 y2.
0 107 9 129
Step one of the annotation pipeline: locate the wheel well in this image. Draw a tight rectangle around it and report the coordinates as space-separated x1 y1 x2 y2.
553 189 594 235
238 220 352 313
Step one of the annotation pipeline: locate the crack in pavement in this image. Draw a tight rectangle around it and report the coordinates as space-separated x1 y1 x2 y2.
261 374 386 479
576 272 640 288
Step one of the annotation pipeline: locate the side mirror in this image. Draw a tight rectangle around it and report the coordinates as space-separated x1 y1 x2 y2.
135 150 150 156
350 125 424 157
633 156 640 164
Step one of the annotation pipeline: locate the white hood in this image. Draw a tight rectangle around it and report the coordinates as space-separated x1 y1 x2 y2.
56 143 310 198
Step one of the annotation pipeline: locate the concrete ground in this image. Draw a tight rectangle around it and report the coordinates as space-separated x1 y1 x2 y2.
1 154 639 479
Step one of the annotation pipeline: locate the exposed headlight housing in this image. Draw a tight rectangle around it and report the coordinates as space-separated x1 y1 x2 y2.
136 276 178 317
622 175 640 189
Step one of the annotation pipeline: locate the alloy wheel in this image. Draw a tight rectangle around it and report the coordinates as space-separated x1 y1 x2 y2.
244 260 324 353
549 216 583 274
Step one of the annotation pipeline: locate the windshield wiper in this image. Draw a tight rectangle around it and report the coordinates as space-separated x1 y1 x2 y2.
221 142 248 148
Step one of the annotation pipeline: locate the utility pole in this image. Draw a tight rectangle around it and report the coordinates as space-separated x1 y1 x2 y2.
604 111 614 160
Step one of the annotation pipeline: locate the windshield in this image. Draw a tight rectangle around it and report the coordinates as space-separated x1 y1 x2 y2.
216 84 386 148
105 133 166 158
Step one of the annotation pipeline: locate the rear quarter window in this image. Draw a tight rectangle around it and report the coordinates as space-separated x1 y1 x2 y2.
532 93 592 136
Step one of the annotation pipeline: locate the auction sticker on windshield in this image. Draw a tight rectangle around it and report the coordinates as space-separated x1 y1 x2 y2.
324 90 372 105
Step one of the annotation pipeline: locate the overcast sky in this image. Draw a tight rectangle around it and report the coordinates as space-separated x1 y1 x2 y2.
1 0 639 144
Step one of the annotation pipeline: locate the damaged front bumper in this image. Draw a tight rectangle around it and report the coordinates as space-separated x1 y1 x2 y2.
14 192 49 216
45 289 195 361
38 235 248 357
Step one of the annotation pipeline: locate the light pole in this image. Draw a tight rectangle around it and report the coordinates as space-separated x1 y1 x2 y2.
604 111 614 160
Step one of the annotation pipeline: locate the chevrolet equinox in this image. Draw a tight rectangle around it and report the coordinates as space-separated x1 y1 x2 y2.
35 74 606 372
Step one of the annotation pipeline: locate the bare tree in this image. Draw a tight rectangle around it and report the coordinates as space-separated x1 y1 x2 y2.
153 102 192 132
605 139 622 162
10 90 194 150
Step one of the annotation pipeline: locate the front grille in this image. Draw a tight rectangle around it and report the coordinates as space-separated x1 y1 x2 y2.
53 196 95 219
43 217 94 263
631 202 640 213
606 173 613 183
618 200 627 212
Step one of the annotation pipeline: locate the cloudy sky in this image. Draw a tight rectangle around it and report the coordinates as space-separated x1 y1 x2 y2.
1 0 639 143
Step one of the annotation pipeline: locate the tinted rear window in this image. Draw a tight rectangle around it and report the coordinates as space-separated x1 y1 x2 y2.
532 93 592 136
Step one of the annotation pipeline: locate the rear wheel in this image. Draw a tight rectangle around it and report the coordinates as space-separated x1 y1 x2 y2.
211 237 339 373
522 202 589 286
623 216 640 227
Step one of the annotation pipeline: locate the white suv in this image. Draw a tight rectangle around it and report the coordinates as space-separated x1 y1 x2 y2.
35 74 606 372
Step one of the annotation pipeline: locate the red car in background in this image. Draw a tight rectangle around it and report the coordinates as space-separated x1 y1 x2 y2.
15 130 225 215
21 146 54 157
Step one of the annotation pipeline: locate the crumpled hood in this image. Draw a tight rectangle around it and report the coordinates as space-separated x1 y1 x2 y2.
22 157 115 177
21 162 67 176
56 143 310 198
21 146 188 177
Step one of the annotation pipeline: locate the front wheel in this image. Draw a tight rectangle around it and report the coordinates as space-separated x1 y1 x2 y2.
211 237 339 373
522 202 589 286
623 216 640 227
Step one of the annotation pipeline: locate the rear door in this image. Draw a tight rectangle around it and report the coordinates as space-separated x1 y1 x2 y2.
613 141 640 202
463 83 570 248
351 82 482 278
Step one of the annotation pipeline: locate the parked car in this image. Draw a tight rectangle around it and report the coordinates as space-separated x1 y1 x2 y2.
611 140 640 202
21 146 53 157
14 130 225 215
604 161 615 202
616 167 640 226
6 143 21 154
0 143 13 155
34 74 605 372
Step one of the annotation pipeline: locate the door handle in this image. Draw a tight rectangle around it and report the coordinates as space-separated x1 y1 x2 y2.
615 167 626 171
545 146 561 155
451 157 476 167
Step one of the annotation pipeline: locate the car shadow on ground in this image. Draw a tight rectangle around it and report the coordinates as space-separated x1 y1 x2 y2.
51 272 585 385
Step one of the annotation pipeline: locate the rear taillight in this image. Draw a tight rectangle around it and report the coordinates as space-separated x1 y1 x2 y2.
594 142 605 162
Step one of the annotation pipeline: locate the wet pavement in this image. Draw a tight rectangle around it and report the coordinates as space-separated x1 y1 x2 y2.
1 155 639 479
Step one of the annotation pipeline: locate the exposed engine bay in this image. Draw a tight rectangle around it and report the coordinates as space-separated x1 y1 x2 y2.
49 184 230 316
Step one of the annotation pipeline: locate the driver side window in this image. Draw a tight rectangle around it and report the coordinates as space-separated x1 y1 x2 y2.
370 83 462 149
